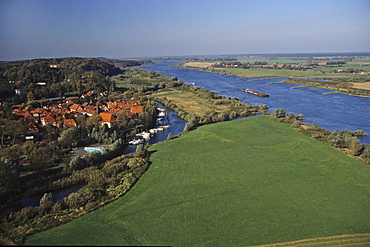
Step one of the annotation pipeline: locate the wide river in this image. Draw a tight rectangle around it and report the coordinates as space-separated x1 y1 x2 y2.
141 61 370 144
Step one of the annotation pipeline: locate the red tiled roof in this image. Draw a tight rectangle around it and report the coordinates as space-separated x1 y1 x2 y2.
130 105 142 114
99 112 117 123
63 118 77 127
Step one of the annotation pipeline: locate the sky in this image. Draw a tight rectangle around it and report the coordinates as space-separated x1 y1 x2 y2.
0 0 369 61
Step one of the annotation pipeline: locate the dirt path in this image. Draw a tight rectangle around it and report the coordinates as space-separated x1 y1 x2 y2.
253 233 370 247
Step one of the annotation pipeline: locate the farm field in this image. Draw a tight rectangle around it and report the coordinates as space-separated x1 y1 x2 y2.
183 56 370 80
25 116 370 246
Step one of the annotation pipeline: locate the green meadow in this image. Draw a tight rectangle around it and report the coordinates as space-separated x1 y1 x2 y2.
25 116 370 246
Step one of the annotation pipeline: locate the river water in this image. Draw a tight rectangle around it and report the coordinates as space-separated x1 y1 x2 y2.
141 61 370 144
124 103 187 153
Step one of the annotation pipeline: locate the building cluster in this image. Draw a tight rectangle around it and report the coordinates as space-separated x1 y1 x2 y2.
11 97 143 138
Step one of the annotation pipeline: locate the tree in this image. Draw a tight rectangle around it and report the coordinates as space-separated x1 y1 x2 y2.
349 137 362 156
22 140 37 159
40 192 53 206
327 130 353 148
43 124 58 142
0 156 20 188
116 111 129 128
9 120 27 145
75 114 87 129
30 146 51 172
272 108 286 118
88 114 102 127
58 127 79 149
136 144 145 155
363 145 370 158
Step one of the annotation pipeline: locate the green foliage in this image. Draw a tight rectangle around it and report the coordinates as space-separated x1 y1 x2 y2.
363 145 370 157
25 116 370 246
272 108 286 118
0 57 123 101
327 130 353 148
0 156 20 188
349 137 362 156
63 139 124 172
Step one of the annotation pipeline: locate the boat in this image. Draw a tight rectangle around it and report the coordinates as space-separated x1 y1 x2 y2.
136 131 151 139
128 139 144 145
142 132 151 139
243 89 269 97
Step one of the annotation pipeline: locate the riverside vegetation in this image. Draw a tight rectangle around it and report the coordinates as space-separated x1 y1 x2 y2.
1 57 369 245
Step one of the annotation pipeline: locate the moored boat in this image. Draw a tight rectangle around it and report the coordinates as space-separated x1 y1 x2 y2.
243 89 269 97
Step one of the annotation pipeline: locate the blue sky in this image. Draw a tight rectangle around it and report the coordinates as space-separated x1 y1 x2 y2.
1 0 369 61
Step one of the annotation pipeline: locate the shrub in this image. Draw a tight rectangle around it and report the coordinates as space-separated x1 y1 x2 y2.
349 137 362 156
363 145 370 158
39 192 52 206
51 201 65 212
64 193 83 209
272 108 286 118
327 130 353 148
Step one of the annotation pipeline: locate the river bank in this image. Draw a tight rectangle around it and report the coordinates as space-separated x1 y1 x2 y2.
177 62 370 98
141 61 370 144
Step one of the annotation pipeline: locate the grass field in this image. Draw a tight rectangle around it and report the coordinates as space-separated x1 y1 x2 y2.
25 116 370 246
149 88 257 116
212 67 369 79
183 56 370 80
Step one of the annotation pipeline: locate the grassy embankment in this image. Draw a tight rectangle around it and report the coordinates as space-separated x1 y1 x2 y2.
148 88 261 118
25 115 370 246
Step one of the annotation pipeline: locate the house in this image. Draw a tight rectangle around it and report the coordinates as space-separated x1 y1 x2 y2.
130 105 142 114
81 91 96 99
41 114 57 126
63 118 77 128
358 71 369 75
99 112 117 128
83 105 97 116
70 104 82 112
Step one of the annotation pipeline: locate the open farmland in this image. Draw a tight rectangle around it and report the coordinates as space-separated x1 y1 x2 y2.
182 56 370 80
25 116 370 246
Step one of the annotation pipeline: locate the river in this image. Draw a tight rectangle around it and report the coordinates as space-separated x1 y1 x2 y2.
124 103 187 153
141 61 370 144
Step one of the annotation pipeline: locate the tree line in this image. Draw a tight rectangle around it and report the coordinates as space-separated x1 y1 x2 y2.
0 57 123 104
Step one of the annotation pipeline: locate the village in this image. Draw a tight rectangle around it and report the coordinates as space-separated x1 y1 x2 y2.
10 90 143 141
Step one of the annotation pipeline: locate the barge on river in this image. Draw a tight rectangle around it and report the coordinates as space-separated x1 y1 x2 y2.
243 89 269 97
